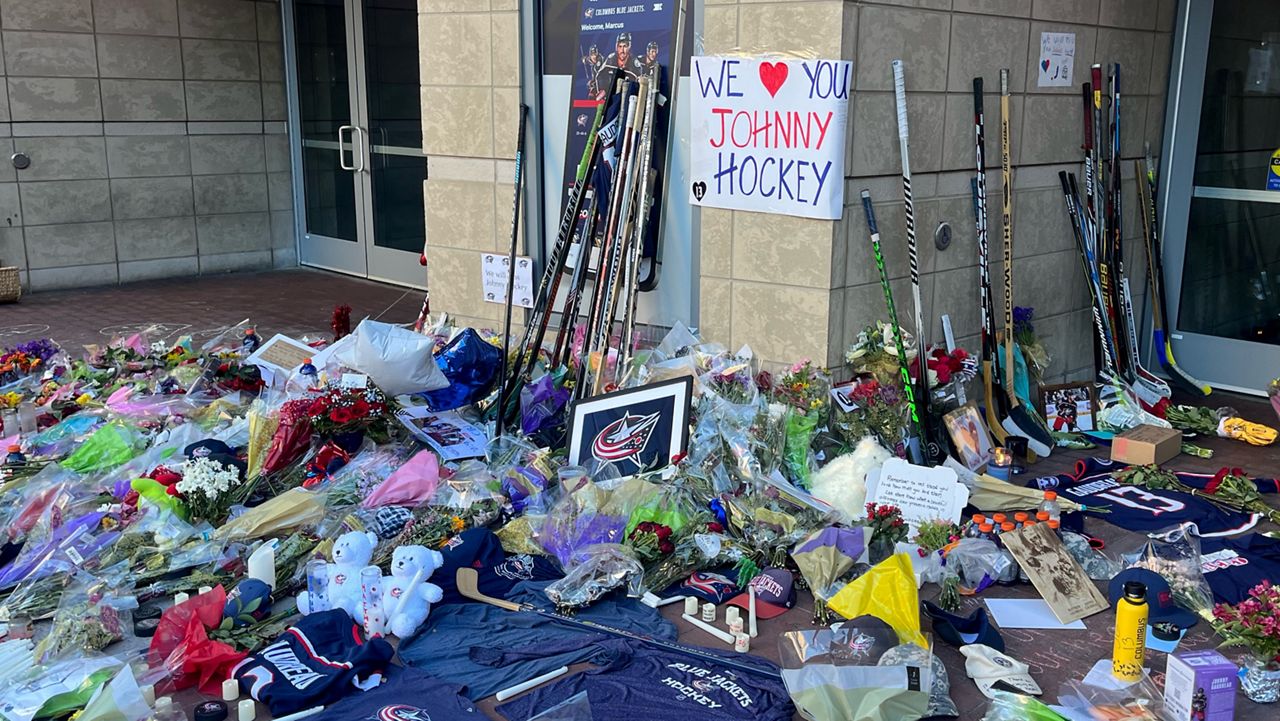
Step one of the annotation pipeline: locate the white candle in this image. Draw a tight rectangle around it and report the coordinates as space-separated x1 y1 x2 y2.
725 606 740 626
495 666 569 701
247 541 277 590
748 586 758 638
701 602 716 623
682 614 736 644
734 632 751 653
222 678 239 701
199 586 213 595
140 684 155 707
173 592 189 606
238 699 256 721
729 618 744 636
684 597 699 616
155 698 173 714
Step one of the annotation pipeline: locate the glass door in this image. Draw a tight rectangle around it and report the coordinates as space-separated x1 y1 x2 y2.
1161 0 1280 393
290 0 426 286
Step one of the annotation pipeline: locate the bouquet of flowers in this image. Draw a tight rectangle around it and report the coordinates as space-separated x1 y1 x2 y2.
865 503 908 563
0 344 47 385
260 399 315 476
1114 465 1280 524
1012 306 1050 381
304 381 393 443
626 521 675 563
210 358 265 395
845 323 916 385
770 359 828 487
830 378 909 454
1213 581 1280 665
175 456 243 523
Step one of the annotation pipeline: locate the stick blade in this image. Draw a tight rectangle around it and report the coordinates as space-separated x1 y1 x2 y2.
456 568 523 612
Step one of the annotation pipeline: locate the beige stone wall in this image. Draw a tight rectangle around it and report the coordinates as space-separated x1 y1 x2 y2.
418 0 521 331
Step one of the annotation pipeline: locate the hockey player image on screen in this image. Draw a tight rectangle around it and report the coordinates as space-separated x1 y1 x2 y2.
583 44 604 95
642 40 660 74
596 31 644 96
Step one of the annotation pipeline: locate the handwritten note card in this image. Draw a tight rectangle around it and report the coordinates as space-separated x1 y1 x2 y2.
1038 32 1075 87
481 253 534 308
689 56 851 219
867 458 970 531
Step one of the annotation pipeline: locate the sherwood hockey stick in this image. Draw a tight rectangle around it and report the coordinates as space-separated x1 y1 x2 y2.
997 69 1053 457
1136 156 1211 395
499 70 622 416
862 190 927 464
972 78 1009 446
494 104 529 439
455 568 782 680
892 60 940 462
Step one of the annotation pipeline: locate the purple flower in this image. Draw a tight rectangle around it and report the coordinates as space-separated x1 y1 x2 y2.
1013 307 1034 334
13 338 59 362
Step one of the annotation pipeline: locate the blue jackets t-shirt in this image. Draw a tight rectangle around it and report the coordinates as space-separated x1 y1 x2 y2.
1200 533 1280 604
1030 458 1274 536
398 579 677 700
231 610 394 716
320 667 477 721
495 643 793 721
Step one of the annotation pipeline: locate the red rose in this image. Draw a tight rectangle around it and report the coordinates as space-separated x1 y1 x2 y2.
330 407 354 424
655 526 672 541
706 522 724 533
166 484 180 496
659 541 675 555
351 399 371 417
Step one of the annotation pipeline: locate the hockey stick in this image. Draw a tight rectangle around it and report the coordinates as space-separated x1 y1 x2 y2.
972 78 1008 446
997 69 1053 457
499 70 621 417
494 104 529 439
1136 156 1211 395
862 190 927 464
892 60 940 462
618 74 662 381
455 568 782 680
1061 171 1117 380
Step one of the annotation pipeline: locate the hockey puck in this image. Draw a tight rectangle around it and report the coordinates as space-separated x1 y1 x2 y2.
133 616 160 637
194 700 228 721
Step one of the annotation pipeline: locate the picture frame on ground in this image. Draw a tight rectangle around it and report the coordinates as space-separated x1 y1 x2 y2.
943 403 995 472
1040 382 1097 432
568 376 692 479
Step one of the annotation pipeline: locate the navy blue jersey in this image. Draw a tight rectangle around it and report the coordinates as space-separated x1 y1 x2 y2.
320 667 477 721
232 610 394 716
1028 458 1273 537
495 644 793 721
1200 534 1280 604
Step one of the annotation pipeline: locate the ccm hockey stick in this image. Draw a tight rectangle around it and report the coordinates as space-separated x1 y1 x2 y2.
1136 156 1211 395
997 69 1053 457
892 60 941 463
495 104 529 438
862 190 927 465
973 77 1009 446
456 568 782 680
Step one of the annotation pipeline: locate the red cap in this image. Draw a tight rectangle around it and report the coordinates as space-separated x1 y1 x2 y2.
6 444 20 453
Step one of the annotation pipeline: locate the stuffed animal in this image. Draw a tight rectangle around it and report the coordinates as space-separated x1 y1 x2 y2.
297 530 378 619
381 545 445 638
810 436 891 522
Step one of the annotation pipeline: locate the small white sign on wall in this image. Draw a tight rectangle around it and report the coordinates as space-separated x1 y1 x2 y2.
1038 32 1076 87
480 253 534 308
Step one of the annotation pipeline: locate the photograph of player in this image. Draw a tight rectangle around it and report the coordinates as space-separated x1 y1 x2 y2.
1040 382 1096 432
641 40 660 75
595 31 644 98
583 44 604 96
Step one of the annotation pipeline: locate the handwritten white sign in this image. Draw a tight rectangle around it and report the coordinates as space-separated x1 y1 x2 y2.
481 253 534 308
688 56 851 220
866 458 970 531
1038 32 1075 87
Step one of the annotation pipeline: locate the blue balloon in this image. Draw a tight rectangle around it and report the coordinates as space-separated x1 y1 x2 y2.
420 328 502 411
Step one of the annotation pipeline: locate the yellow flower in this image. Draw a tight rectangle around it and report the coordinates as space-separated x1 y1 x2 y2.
450 516 465 533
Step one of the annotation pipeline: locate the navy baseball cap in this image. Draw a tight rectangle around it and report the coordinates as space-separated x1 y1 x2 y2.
669 569 740 604
1107 567 1200 629
727 569 797 619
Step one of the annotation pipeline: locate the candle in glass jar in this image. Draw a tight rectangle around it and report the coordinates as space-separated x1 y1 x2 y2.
988 447 1012 481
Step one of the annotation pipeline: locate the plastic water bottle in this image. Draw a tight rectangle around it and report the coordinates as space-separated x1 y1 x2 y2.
1039 491 1062 522
4 445 25 467
241 328 261 354
300 358 318 381
965 514 987 538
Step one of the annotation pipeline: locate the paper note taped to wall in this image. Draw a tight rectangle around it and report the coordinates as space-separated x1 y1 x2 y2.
688 56 851 220
1038 32 1075 87
480 253 534 308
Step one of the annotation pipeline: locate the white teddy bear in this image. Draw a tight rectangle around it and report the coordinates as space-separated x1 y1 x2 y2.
381 545 445 638
297 530 379 619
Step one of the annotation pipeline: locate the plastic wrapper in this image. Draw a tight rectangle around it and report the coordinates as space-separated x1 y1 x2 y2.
544 544 643 608
778 623 932 721
259 398 314 476
942 538 1007 592
23 413 103 458
61 422 147 474
783 410 819 487
1 504 119 591
433 459 504 512
1061 531 1124 581
213 487 327 541
536 478 628 571
1057 672 1166 721
148 586 245 696
0 655 125 721
74 662 154 721
792 527 869 623
34 572 138 663
323 319 450 396
362 449 440 508
827 554 928 646
420 327 501 411
527 690 593 721
980 691 1068 720
1097 371 1171 431
520 371 571 444
245 397 280 480
1114 526 1214 621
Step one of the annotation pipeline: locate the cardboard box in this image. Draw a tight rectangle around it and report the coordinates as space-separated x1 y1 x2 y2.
1164 650 1236 721
1111 424 1182 465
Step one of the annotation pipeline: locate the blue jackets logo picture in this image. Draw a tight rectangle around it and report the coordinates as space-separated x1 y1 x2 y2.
591 411 660 462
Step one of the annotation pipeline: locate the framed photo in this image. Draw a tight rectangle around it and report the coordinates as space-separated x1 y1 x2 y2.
1040 382 1097 433
568 377 693 479
943 403 995 472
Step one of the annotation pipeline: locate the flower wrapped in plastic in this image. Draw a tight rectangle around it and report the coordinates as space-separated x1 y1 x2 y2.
1116 525 1215 622
259 398 313 475
536 478 628 571
544 544 644 608
34 572 136 662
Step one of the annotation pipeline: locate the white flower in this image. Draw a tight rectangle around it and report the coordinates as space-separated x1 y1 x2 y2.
176 456 241 500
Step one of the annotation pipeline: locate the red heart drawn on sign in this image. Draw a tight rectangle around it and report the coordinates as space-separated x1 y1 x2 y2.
759 62 788 98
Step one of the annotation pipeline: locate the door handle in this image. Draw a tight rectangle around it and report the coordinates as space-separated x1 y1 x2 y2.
352 126 367 173
338 125 356 171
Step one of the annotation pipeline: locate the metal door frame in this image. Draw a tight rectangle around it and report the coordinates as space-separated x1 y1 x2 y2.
284 0 426 288
1158 0 1280 394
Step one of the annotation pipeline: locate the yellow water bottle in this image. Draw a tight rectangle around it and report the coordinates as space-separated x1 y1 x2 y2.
1111 580 1148 682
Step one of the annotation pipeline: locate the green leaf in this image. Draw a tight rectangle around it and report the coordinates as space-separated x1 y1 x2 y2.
242 597 261 614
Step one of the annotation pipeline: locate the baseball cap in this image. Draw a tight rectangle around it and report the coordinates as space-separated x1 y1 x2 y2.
671 569 739 604
726 569 796 619
436 528 559 604
1107 568 1199 630
960 644 1042 699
